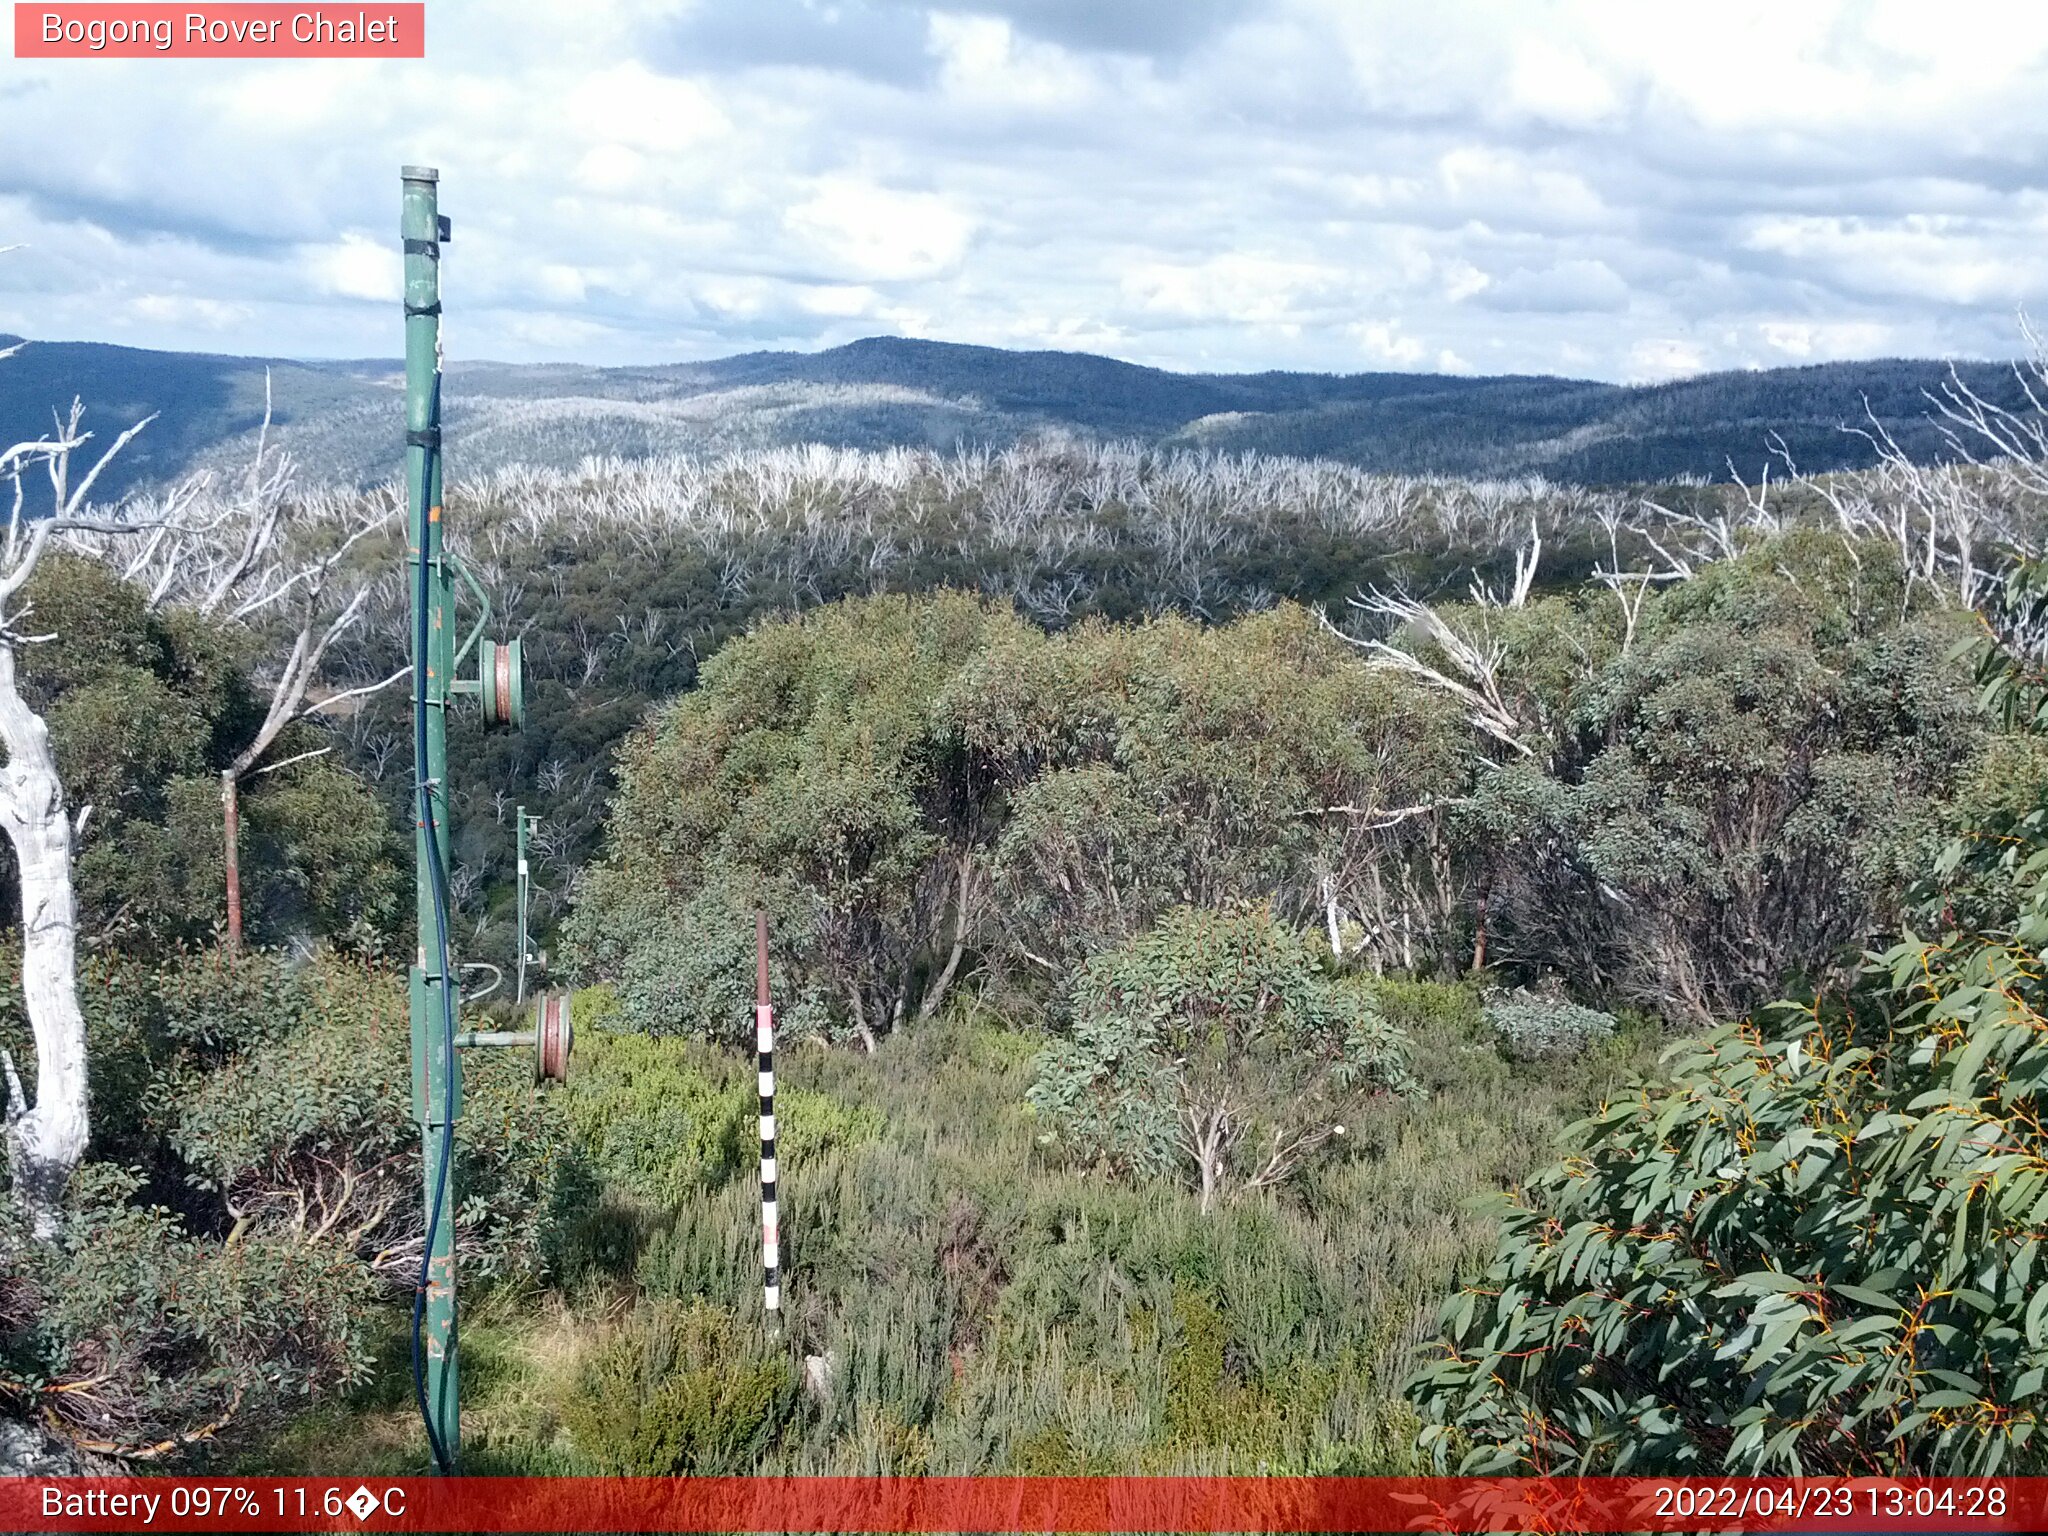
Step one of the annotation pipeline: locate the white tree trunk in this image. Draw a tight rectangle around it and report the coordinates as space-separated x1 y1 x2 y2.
0 644 87 1240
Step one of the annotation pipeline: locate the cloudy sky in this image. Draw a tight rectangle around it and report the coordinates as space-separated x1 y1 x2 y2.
3 0 2046 381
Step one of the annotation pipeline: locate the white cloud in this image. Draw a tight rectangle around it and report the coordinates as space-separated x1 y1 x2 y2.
1628 337 1707 381
1504 38 1620 127
0 0 2043 379
1350 320 1426 367
1436 147 1608 231
126 294 251 328
535 265 590 304
301 233 400 303
1758 319 1893 359
575 145 648 196
784 179 976 283
928 13 1099 110
1442 261 1491 303
796 284 880 318
1123 254 1348 325
500 312 619 350
563 66 727 155
1743 214 2048 306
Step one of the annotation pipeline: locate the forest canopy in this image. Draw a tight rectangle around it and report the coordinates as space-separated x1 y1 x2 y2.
571 532 1989 1045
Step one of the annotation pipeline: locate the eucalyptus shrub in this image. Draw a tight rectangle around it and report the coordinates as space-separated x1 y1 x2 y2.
0 1164 373 1456
155 952 574 1282
1028 906 1418 1211
1409 558 2048 1475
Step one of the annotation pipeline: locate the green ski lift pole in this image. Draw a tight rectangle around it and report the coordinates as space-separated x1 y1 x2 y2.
402 164 460 1473
402 167 562 1474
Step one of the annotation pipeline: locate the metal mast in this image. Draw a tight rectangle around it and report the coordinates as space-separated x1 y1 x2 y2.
402 164 460 1471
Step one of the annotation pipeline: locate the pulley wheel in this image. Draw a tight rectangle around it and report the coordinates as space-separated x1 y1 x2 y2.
478 637 524 729
534 991 572 1084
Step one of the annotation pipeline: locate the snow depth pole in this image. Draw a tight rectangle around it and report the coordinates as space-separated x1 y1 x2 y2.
402 163 462 1473
757 910 781 1335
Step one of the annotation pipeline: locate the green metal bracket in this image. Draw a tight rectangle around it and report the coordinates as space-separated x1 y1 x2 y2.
446 540 521 727
448 549 492 674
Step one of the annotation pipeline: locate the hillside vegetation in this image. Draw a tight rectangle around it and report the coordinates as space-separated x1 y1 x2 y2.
4 332 2044 502
7 370 2048 1478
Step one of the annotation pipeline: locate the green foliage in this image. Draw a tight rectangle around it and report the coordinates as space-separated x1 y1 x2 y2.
1163 1282 1227 1443
1027 906 1417 1207
1468 537 1981 1020
558 1029 883 1211
559 1032 753 1205
574 596 1472 1040
569 592 1030 1043
244 931 1657 1477
577 546 1987 1056
1 552 404 954
1410 557 2048 1475
143 950 575 1283
1369 977 1485 1038
149 946 312 1058
1482 986 1618 1061
0 1164 375 1453
238 754 406 950
597 877 830 1044
558 1299 796 1474
966 605 1471 980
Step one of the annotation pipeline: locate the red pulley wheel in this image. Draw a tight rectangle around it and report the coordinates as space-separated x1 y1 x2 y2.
478 638 524 729
534 991 572 1083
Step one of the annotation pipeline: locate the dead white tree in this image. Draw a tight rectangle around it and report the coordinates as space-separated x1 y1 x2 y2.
1794 350 2048 609
1589 497 1686 655
1333 581 1539 760
1345 600 1530 755
0 368 175 1237
1468 519 1542 610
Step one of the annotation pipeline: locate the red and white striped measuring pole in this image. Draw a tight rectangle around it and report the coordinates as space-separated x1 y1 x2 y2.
755 910 780 1334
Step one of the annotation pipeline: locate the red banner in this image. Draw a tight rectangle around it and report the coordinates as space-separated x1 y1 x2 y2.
13 5 424 58
0 1476 2041 1533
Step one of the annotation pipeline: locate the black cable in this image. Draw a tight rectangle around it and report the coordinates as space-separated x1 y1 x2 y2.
409 370 459 1476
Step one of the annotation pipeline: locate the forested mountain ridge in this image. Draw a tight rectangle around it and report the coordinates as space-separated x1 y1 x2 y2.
0 331 2035 502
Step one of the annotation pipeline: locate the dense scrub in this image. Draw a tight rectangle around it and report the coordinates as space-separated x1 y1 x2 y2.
1 552 403 955
300 446 1683 969
0 949 571 1457
1410 559 2048 1474
94 435 2007 999
3 423 2040 1473
571 538 1986 1037
246 980 1658 1476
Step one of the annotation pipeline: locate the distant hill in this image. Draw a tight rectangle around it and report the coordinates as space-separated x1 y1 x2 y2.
0 332 2031 502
